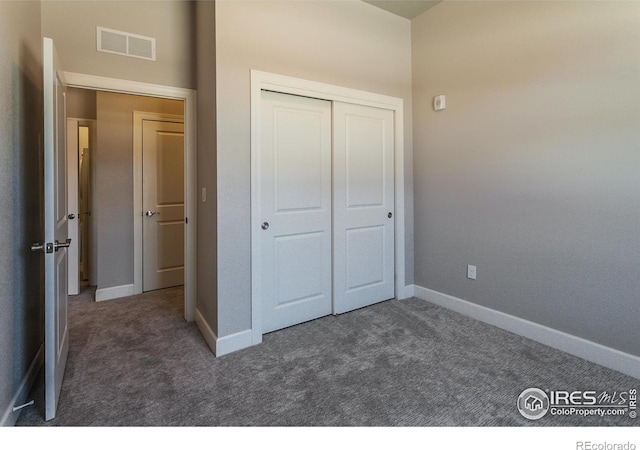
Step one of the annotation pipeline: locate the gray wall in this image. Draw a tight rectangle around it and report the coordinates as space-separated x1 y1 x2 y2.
195 1 218 333
41 0 195 89
95 92 183 289
0 0 43 426
412 1 640 356
213 0 413 336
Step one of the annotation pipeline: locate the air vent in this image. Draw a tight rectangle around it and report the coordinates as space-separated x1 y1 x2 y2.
97 27 156 61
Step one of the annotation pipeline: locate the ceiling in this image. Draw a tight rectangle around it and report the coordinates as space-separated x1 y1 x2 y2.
362 0 443 20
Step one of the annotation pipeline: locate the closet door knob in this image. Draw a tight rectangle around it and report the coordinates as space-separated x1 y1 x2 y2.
388 212 393 218
261 222 270 230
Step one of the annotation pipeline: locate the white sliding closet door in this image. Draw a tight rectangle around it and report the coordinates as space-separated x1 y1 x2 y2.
332 102 395 314
260 91 333 333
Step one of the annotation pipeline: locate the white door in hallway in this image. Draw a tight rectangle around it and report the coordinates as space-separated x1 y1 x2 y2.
260 91 333 333
66 120 80 295
41 37 69 421
332 102 395 314
142 119 185 291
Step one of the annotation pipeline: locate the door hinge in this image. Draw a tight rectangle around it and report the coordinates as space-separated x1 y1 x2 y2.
46 243 54 253
185 217 188 224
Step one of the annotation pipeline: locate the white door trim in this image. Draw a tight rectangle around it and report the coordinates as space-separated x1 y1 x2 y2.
250 70 408 345
63 72 197 322
133 112 185 295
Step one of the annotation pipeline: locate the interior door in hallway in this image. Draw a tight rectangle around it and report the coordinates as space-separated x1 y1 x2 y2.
332 102 395 314
66 119 80 295
142 119 185 291
260 91 333 333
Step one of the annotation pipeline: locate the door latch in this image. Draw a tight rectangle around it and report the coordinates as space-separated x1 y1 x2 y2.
54 239 71 252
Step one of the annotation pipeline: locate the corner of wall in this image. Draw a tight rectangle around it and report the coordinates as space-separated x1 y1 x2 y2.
195 308 255 357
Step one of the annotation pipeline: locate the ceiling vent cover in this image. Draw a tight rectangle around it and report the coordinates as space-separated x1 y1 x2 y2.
97 27 156 61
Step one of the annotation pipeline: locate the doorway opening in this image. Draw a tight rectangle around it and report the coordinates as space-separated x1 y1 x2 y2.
67 90 186 307
64 73 197 322
78 125 91 286
67 117 97 296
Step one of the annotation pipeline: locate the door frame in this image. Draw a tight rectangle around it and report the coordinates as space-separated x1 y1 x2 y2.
250 70 409 345
63 72 197 322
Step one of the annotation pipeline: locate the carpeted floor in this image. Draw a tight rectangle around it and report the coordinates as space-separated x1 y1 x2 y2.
16 286 639 426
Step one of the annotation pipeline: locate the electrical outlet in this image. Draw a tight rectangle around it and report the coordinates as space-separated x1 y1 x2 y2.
467 265 477 280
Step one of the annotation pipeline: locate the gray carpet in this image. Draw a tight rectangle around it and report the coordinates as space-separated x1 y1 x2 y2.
16 286 639 426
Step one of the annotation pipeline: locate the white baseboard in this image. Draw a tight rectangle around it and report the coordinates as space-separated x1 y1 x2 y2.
195 308 217 355
195 308 255 357
216 329 254 357
398 284 415 300
412 285 640 380
95 284 137 302
1 344 43 427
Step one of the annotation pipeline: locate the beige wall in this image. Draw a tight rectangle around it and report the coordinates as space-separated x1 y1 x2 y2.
213 0 413 336
67 87 96 120
96 92 183 290
42 0 195 89
412 1 640 356
0 0 43 426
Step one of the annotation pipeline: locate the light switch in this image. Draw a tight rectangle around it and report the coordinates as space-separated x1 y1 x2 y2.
467 265 476 280
202 187 207 203
434 95 446 111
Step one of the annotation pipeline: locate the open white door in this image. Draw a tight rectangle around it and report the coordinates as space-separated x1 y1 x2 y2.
41 37 69 421
67 119 79 295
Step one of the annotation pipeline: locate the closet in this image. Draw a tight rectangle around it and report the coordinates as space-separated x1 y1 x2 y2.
259 90 395 333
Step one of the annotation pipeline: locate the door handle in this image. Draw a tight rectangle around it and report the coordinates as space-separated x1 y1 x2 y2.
31 242 54 253
68 213 76 219
145 211 160 217
54 238 71 252
261 222 269 230
32 240 70 253
388 212 393 218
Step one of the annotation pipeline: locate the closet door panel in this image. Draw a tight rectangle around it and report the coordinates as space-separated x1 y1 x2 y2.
260 91 333 333
333 102 395 314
